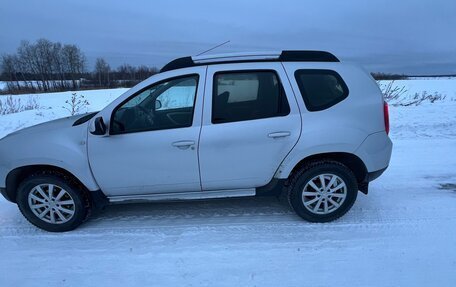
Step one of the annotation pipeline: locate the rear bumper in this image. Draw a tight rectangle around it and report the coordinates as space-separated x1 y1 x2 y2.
368 166 388 182
355 131 392 173
359 166 388 194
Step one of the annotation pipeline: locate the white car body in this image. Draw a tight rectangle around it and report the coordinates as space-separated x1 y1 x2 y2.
0 50 392 214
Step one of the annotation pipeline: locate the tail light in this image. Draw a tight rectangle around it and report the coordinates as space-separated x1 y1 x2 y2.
383 101 389 135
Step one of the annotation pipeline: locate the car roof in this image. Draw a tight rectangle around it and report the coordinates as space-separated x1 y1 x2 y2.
160 50 340 73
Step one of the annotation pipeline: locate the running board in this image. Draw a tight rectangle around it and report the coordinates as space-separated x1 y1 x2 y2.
108 188 256 204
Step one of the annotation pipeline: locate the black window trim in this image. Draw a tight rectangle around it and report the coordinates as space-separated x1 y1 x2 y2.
294 69 349 112
211 69 291 124
109 73 200 135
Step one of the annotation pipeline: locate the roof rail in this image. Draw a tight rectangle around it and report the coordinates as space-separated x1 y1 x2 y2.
160 50 339 73
193 51 281 63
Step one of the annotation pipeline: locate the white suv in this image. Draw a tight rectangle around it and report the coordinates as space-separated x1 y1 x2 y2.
0 50 392 232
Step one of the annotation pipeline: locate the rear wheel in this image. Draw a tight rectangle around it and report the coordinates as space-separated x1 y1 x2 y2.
16 174 88 232
288 161 358 222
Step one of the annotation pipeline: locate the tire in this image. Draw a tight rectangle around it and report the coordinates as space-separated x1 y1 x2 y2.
288 160 358 222
16 173 89 232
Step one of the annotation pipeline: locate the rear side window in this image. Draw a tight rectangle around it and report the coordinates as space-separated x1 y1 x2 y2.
212 71 290 124
295 69 348 111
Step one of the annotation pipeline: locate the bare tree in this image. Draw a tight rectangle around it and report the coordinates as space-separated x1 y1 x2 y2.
118 64 136 81
62 44 86 90
63 93 90 116
3 39 87 92
34 38 55 91
1 54 21 91
95 58 111 87
377 80 407 102
136 65 157 80
0 39 159 93
17 40 38 90
50 42 68 90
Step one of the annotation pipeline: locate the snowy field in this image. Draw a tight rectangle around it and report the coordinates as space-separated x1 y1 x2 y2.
0 88 128 139
1 79 456 286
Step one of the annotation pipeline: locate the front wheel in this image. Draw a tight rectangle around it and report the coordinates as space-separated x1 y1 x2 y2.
16 173 89 232
288 161 358 222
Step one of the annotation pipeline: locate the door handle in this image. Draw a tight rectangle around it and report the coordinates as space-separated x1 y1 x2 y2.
172 140 195 150
268 131 291 139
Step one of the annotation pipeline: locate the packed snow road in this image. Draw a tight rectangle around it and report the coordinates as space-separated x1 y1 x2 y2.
1 81 456 286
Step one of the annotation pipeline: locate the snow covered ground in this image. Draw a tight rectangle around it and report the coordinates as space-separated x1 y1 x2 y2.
0 88 128 139
0 79 456 286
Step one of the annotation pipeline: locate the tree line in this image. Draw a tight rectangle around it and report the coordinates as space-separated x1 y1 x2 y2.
371 72 407 80
0 39 158 94
93 58 158 89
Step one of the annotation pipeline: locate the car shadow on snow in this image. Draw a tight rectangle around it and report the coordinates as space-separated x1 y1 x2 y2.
84 196 297 227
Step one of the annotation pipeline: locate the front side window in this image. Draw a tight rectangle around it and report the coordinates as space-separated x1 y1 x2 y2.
212 71 290 124
111 75 198 134
295 69 348 111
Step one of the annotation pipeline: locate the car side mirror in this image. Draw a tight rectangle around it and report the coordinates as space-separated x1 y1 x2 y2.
155 100 162 110
91 117 107 135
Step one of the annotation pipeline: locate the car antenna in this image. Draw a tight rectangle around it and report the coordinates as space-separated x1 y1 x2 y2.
195 40 230 56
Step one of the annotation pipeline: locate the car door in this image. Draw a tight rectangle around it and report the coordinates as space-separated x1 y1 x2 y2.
87 69 205 197
199 62 301 190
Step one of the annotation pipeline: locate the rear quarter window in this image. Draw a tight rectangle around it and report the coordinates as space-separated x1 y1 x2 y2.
294 69 348 111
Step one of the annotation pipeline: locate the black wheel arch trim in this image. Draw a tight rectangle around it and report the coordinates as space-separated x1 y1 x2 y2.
3 165 108 208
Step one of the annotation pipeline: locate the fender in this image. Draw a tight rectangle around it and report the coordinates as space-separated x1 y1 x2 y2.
0 115 100 191
7 158 100 191
275 125 369 179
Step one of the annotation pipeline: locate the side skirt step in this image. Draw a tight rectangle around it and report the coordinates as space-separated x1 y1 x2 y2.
108 188 256 204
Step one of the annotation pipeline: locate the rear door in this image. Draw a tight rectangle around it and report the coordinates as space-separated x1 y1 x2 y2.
198 62 301 190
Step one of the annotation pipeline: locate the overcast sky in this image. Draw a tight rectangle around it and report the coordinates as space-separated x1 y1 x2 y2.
1 0 455 75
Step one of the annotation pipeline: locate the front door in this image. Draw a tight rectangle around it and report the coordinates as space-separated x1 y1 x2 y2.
88 72 205 196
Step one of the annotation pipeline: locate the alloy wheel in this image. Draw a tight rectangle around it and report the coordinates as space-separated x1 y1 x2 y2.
27 184 76 224
301 173 347 215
